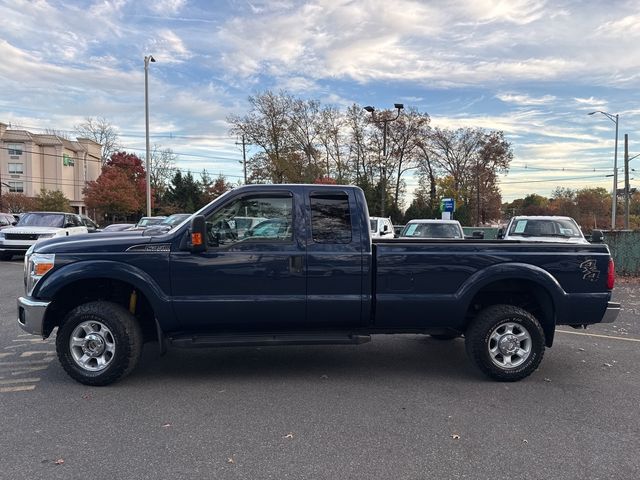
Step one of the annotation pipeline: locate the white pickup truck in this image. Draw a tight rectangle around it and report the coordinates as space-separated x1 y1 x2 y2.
499 215 589 244
369 216 395 238
0 212 88 260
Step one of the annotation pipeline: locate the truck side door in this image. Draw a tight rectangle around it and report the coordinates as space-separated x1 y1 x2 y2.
169 189 306 331
305 188 365 328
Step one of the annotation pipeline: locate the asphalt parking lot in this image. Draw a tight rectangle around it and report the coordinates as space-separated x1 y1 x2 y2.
0 257 639 479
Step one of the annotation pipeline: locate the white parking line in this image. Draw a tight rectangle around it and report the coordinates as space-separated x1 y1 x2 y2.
0 385 36 393
556 329 640 343
0 377 40 385
19 351 55 358
10 366 51 375
0 359 54 367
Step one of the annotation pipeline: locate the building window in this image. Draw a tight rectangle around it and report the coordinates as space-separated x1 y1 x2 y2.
8 163 23 174
63 153 75 166
7 143 23 156
8 181 24 193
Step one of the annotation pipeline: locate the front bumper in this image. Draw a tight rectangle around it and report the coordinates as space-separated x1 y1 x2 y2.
601 301 621 324
17 296 51 336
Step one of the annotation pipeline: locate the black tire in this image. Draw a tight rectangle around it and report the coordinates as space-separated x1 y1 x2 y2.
0 252 13 261
465 304 545 382
56 301 143 386
430 333 460 340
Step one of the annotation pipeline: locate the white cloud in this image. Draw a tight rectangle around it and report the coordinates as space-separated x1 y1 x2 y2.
148 30 192 63
149 0 188 15
496 93 556 106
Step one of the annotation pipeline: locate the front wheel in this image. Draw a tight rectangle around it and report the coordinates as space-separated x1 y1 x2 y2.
465 304 545 382
56 301 143 386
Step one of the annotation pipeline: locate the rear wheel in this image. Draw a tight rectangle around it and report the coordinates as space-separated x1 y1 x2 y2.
465 304 545 382
56 301 143 386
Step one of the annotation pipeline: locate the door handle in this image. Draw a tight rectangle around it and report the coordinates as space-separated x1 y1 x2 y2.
289 255 304 274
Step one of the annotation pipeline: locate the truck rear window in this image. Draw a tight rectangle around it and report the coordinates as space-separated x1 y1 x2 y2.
310 193 352 244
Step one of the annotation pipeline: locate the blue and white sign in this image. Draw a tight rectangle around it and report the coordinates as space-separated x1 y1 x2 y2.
440 198 455 213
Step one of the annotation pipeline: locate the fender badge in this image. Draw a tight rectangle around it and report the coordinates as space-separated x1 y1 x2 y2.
579 259 600 282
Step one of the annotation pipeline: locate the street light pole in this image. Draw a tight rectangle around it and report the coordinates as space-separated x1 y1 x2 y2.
589 111 619 229
144 55 156 218
363 103 404 217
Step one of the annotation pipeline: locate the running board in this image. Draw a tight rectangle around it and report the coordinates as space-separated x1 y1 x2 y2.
168 332 371 348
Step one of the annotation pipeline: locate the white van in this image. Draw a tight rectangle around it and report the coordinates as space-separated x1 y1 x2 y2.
370 217 395 238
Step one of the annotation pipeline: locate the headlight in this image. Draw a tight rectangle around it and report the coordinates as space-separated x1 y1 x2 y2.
26 253 55 296
37 233 56 240
0 232 5 239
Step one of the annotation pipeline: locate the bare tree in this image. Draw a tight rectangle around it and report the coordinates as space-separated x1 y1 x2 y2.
150 144 178 205
318 105 348 182
289 98 322 173
74 117 121 164
44 128 70 140
228 91 295 183
385 108 431 210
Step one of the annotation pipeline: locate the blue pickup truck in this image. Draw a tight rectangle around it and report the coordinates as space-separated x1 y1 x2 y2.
17 184 619 385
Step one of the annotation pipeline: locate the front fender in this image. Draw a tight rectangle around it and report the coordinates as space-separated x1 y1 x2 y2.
34 260 174 329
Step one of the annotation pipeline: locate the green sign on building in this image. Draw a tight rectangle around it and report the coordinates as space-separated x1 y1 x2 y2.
63 153 75 167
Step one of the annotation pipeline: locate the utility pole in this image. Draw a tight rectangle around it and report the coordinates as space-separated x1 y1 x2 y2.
624 134 630 230
236 135 248 184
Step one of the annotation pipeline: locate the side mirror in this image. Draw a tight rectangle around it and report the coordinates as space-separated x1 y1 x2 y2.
497 228 504 239
383 224 389 232
591 230 604 243
190 215 207 253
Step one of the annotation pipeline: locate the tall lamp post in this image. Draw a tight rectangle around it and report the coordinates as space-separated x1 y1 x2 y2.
589 111 619 229
363 103 404 217
144 55 156 217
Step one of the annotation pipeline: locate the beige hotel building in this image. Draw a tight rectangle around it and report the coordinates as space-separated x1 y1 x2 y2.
0 122 102 214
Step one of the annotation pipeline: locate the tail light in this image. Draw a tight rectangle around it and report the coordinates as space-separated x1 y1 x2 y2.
607 258 615 290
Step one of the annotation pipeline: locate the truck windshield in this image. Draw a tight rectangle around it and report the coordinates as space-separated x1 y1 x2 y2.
508 219 581 237
17 213 65 228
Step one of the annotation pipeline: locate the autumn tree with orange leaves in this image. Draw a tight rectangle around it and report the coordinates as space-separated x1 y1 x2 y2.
83 152 147 221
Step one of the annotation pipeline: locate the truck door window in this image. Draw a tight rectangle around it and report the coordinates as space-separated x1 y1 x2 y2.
310 193 352 244
205 195 293 247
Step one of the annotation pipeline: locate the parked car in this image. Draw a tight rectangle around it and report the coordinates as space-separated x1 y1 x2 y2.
243 218 291 240
0 212 88 260
0 213 17 230
400 219 465 239
17 184 618 386
128 216 166 231
370 216 395 238
80 215 101 233
101 223 136 232
229 216 268 237
143 214 192 235
499 216 588 244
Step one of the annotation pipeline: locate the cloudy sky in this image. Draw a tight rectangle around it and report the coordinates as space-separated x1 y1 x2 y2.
1 0 639 202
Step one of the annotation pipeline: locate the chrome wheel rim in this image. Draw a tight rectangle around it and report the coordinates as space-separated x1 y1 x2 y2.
69 321 116 372
488 322 532 369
